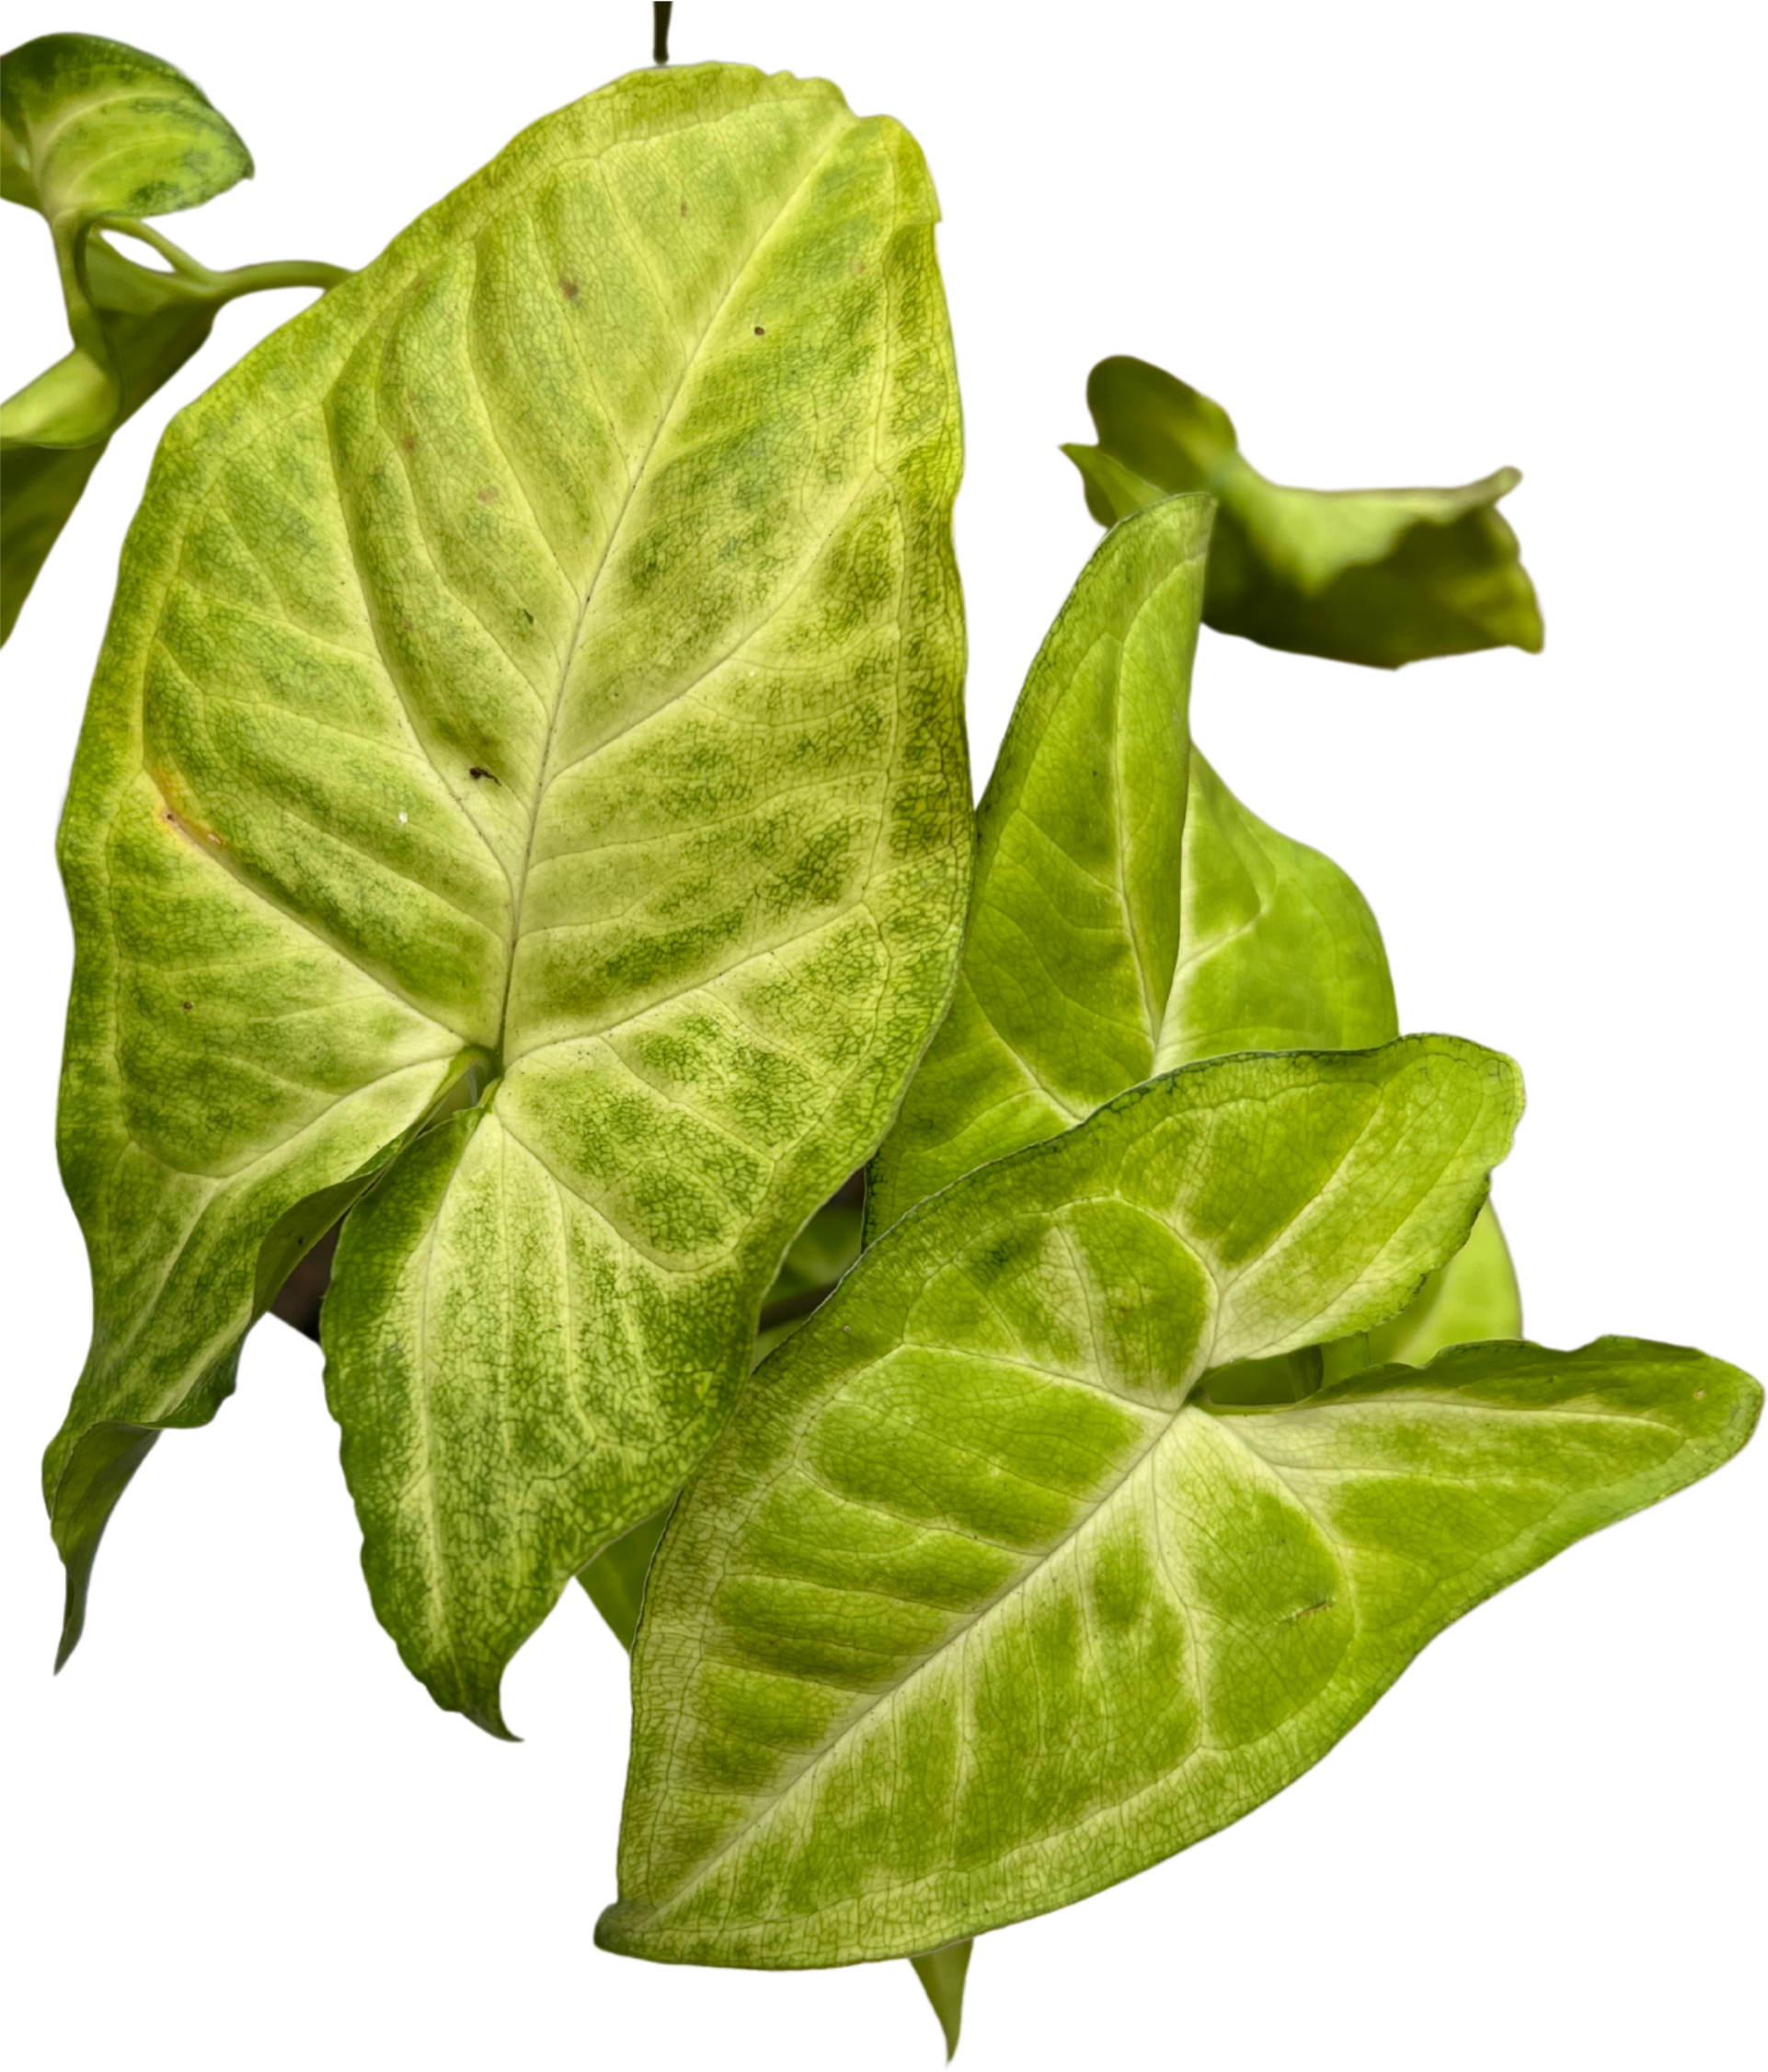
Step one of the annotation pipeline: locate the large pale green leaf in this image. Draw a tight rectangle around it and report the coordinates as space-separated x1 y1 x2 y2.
1064 356 1543 669
600 1036 1545 1962
868 493 1395 1232
2 36 342 643
49 63 970 1732
592 1044 1749 1963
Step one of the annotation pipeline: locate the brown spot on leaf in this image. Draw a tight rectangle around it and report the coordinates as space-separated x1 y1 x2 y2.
180 1000 193 1012
752 325 766 337
680 200 689 218
468 766 500 784
851 258 867 275
477 486 499 504
559 276 580 301
400 432 416 454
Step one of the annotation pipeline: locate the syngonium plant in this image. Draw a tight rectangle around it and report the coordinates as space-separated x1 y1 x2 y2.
26 36 1756 2065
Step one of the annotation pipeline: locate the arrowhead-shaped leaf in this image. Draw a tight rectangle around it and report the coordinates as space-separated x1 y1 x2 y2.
48 63 970 1729
1063 356 1543 669
599 1036 1553 1962
592 1044 1749 1963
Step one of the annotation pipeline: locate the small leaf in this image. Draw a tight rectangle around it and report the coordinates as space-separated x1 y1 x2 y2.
1064 356 1543 669
50 64 970 1731
600 1036 1533 1963
1 33 251 433
3 35 253 642
1 33 251 230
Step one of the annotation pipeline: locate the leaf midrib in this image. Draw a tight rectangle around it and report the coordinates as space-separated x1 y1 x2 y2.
628 1064 1501 1921
486 115 853 1080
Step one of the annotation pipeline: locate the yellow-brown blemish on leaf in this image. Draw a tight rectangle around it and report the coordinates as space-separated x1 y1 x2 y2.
559 276 580 301
1280 1597 1336 1625
477 486 499 504
155 796 226 852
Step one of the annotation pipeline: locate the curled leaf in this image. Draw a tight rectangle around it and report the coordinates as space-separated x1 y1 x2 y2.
1064 356 1543 669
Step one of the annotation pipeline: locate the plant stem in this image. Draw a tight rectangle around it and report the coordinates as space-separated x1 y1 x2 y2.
98 216 349 304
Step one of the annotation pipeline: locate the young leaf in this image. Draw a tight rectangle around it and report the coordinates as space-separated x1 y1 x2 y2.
599 1036 1532 1963
2 37 343 643
48 63 970 1732
1 33 252 231
1064 356 1543 669
868 493 1395 1234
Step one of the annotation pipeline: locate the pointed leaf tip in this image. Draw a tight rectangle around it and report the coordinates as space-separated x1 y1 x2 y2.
912 1940 973 2058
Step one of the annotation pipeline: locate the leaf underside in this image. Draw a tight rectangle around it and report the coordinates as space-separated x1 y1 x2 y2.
49 63 970 1730
1064 357 1544 669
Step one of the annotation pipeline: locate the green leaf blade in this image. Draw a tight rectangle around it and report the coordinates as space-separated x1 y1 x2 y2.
1368 1197 1521 1366
603 1254 1754 1961
1068 356 1543 669
579 1505 673 1653
868 496 1403 1238
1 33 252 228
911 1940 973 2059
50 65 970 1714
599 1036 1530 1964
867 495 1212 1233
1158 747 1395 1070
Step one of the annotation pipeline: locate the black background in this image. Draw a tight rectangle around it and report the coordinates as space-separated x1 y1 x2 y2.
13 7 1749 2063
